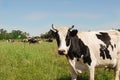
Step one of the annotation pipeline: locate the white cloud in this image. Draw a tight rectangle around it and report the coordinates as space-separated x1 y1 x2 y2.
60 12 103 19
23 12 48 21
73 10 120 31
23 12 103 21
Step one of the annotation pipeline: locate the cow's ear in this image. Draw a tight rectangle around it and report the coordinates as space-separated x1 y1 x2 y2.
50 29 55 33
50 29 58 38
50 29 56 36
70 29 78 37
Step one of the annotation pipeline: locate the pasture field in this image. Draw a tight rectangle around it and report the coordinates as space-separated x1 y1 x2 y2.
0 40 115 80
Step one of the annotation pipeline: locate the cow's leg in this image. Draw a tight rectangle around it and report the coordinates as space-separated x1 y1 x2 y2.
68 58 78 80
70 66 77 80
114 69 119 80
114 65 120 80
89 67 95 80
114 53 120 80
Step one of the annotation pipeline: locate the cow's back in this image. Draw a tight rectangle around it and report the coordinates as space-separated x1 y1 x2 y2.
77 30 120 67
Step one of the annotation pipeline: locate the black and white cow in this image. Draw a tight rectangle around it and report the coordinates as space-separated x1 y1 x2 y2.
51 24 120 80
28 37 40 44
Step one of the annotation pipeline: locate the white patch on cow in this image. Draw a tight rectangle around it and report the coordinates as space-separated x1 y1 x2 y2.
57 27 70 54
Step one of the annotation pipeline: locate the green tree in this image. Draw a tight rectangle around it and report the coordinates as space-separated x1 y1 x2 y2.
10 30 28 39
0 29 7 40
0 28 29 40
40 30 53 39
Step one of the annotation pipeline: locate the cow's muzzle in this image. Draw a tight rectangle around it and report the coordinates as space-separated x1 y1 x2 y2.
58 49 65 55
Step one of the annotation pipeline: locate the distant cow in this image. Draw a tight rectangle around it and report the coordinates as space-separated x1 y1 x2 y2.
28 37 39 44
51 24 120 80
46 38 53 42
7 39 14 43
21 39 28 43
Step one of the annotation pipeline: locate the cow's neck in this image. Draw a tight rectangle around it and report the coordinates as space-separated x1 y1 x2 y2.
67 35 92 65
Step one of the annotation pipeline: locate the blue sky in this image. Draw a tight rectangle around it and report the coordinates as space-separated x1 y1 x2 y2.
0 0 120 36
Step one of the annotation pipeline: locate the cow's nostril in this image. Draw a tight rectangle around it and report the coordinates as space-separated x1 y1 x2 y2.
58 50 65 55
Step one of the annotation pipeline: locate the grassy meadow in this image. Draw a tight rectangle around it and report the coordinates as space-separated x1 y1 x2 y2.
0 40 115 80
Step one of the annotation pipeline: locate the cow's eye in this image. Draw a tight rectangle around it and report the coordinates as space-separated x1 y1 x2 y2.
66 38 70 46
66 34 70 46
54 32 58 38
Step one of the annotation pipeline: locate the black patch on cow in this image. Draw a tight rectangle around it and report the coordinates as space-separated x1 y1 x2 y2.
66 30 92 65
65 30 78 46
116 29 120 32
66 31 71 46
100 44 112 59
96 32 112 60
114 44 116 48
28 38 39 44
96 32 112 48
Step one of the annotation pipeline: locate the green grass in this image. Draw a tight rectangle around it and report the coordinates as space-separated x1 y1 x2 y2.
0 40 115 80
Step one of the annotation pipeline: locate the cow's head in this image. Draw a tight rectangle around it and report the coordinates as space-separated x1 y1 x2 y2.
51 24 78 55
